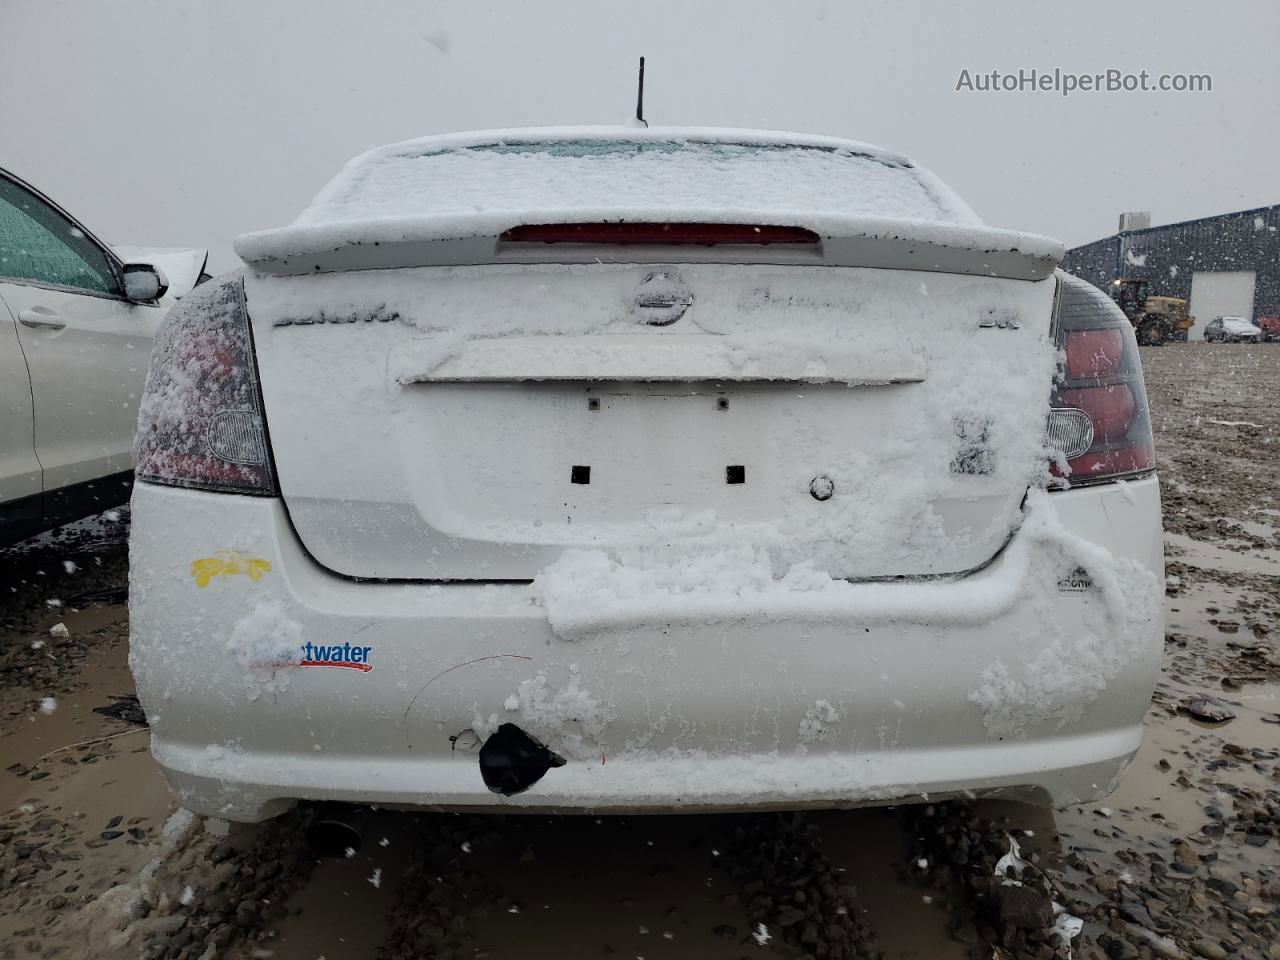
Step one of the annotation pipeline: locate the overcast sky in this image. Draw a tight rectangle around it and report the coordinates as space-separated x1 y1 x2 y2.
3 0 1276 271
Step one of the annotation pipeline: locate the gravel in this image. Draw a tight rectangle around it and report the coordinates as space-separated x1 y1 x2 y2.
721 812 882 960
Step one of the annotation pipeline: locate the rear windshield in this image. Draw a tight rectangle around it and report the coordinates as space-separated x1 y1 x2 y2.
297 139 954 227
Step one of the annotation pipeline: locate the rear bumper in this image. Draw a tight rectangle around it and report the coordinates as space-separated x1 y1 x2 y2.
128 478 1164 821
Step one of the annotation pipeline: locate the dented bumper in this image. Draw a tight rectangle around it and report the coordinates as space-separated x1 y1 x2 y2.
128 478 1163 822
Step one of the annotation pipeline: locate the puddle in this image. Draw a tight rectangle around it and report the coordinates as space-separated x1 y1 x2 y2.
1165 531 1280 576
3 508 131 559
817 807 968 960
241 810 417 960
47 601 128 636
230 807 997 960
0 636 148 808
1053 575 1280 905
1 601 131 723
1226 516 1280 541
1078 680 1279 835
0 638 171 950
459 816 774 959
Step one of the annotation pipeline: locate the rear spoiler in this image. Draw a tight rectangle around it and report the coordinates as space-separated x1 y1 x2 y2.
235 213 1064 282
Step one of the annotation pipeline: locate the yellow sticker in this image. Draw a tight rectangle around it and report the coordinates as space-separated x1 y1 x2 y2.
191 551 272 588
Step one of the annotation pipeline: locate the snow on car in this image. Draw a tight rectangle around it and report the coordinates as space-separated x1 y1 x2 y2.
127 128 1163 822
1204 316 1263 343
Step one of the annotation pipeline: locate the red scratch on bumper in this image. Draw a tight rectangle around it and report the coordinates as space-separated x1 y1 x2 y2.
299 660 374 672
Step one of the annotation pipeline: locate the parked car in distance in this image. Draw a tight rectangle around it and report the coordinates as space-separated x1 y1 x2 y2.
129 127 1164 823
1 166 208 545
1203 316 1263 343
1256 315 1280 342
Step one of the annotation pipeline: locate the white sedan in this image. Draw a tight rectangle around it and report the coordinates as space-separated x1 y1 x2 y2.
1204 316 1263 343
0 166 206 544
128 128 1164 822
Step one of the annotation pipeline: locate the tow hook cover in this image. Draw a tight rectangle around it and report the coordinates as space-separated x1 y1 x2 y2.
479 723 567 796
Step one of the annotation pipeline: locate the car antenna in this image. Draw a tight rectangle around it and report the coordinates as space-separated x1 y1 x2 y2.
634 56 648 127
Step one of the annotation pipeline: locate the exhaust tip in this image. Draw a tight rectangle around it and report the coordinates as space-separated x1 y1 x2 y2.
479 723 566 796
306 814 364 857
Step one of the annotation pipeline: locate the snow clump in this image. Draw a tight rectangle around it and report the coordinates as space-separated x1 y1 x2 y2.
226 598 303 699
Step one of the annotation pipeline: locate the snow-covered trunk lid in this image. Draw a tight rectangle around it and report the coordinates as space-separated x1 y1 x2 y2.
245 264 1057 581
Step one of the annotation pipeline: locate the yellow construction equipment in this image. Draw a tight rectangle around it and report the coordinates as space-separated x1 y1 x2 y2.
1110 277 1194 345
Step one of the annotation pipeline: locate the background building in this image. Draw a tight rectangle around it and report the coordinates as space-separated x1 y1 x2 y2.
1063 205 1280 339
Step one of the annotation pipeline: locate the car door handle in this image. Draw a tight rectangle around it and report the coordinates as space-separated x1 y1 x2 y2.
17 308 67 330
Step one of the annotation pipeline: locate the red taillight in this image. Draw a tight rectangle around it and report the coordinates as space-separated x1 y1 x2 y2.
1056 384 1135 442
1047 276 1155 485
134 276 277 495
1060 444 1152 478
499 222 820 245
1064 328 1124 379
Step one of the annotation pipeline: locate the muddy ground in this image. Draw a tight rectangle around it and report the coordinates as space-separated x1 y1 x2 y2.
1 342 1278 960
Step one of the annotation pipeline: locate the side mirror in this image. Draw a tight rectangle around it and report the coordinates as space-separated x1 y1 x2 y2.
122 262 169 304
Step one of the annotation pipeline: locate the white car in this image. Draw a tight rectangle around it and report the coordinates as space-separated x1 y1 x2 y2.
1 166 207 544
129 128 1164 822
1203 316 1263 343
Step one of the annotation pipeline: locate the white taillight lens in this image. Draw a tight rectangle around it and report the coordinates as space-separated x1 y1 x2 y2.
1045 407 1093 460
1048 275 1155 484
134 275 277 495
